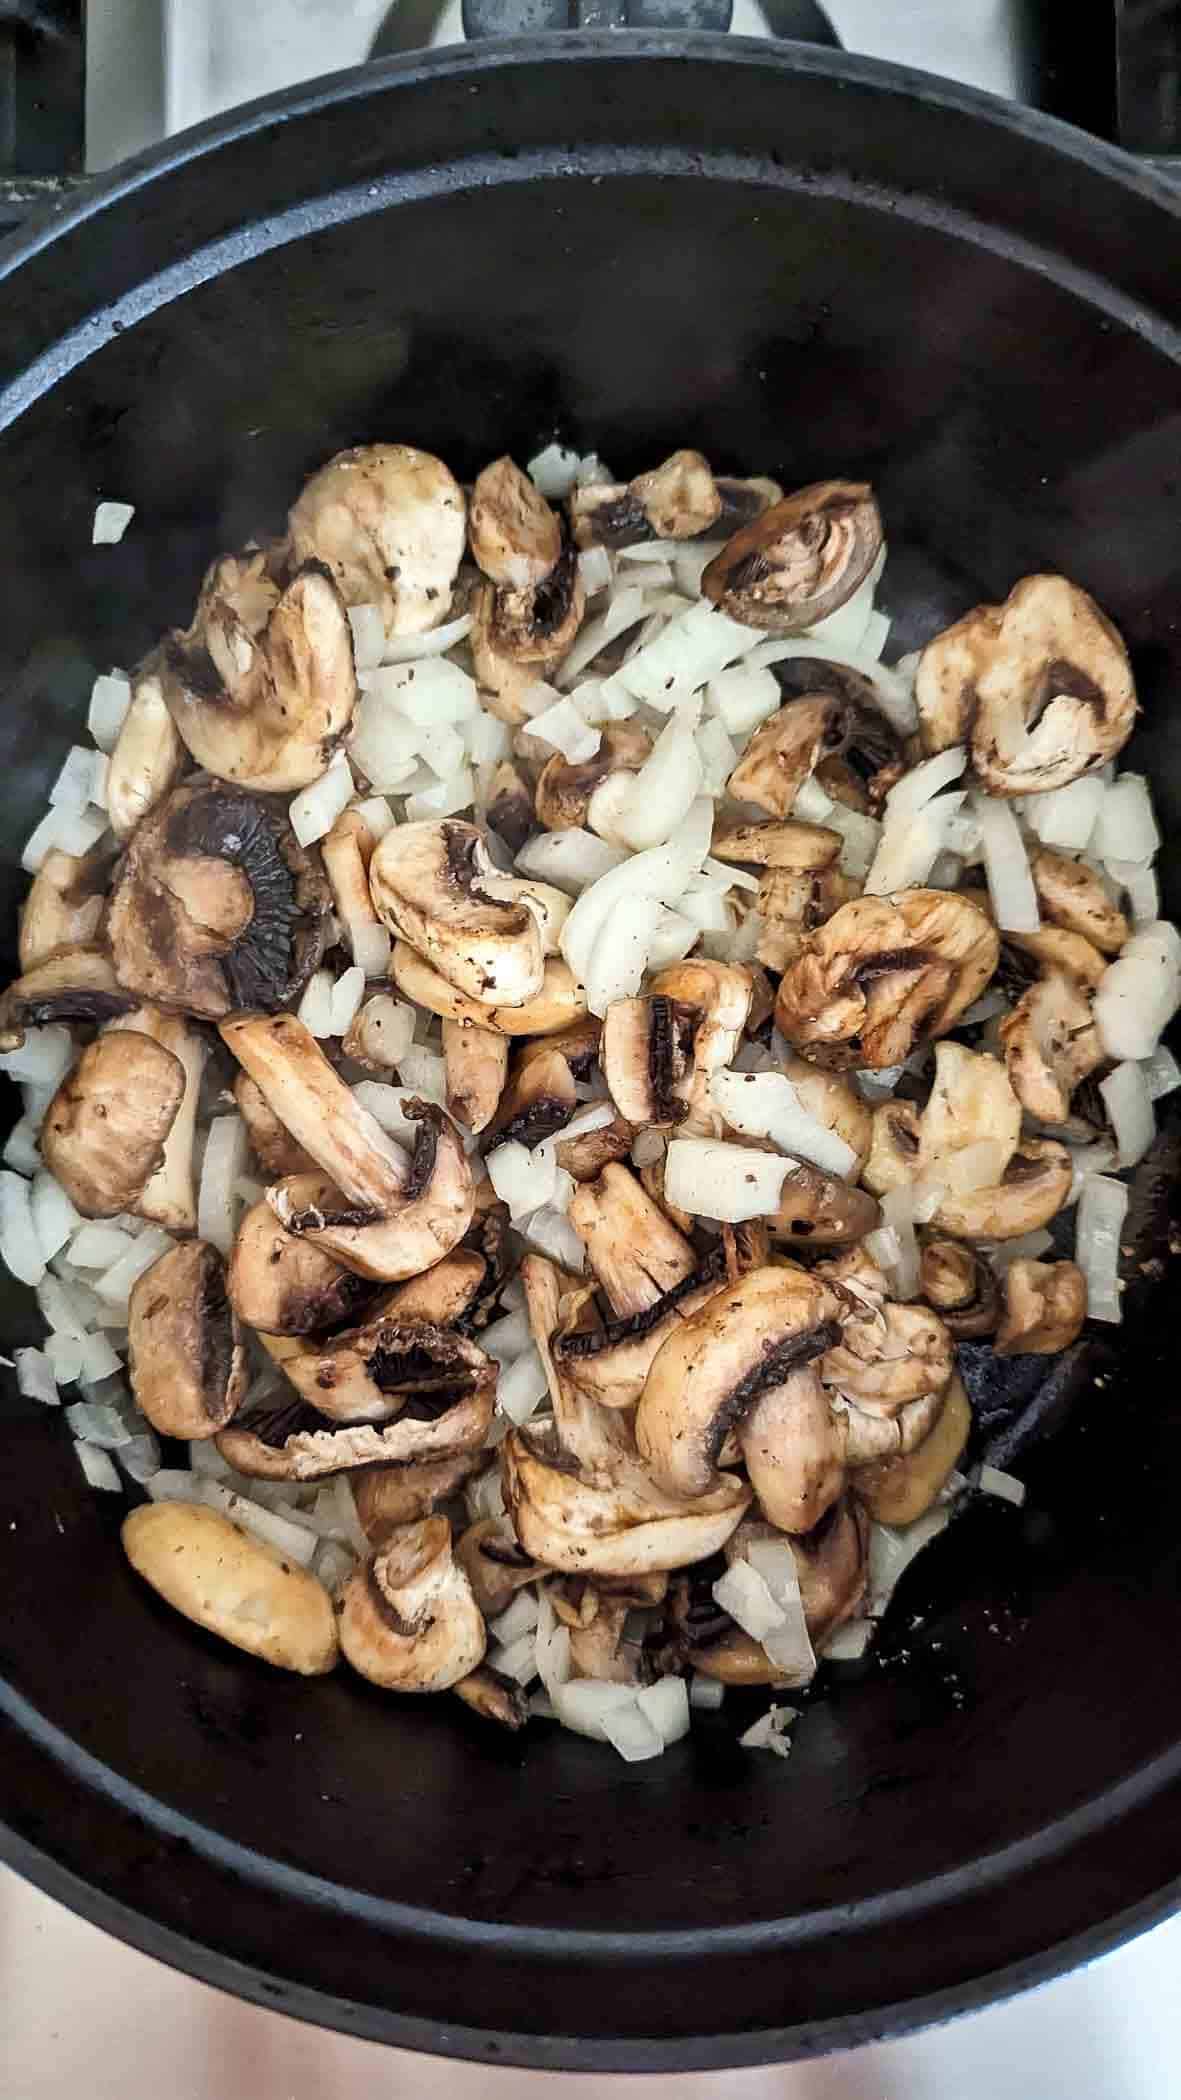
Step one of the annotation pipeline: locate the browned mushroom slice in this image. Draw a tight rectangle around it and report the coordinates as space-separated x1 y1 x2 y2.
369 819 551 1008
391 941 589 1037
754 865 860 974
763 655 905 811
635 1265 845 1502
1004 924 1109 992
775 889 999 1070
820 1302 953 1418
768 1160 881 1248
339 1517 486 1692
107 661 187 840
483 761 534 854
109 1005 207 1234
266 1106 474 1283
452 1666 529 1731
353 1452 482 1541
489 1019 601 1145
0 950 137 1050
455 1518 545 1617
321 806 384 963
289 443 466 639
919 1238 1000 1339
18 844 113 974
738 1365 845 1534
994 1258 1088 1355
852 1372 971 1526
568 1162 697 1316
217 1368 494 1482
553 1244 736 1410
233 1071 319 1177
442 1019 509 1136
469 457 562 588
502 1420 751 1577
646 958 753 1134
999 970 1103 1124
471 535 584 669
128 1240 247 1439
915 574 1137 793
838 1386 945 1467
535 724 652 832
263 1315 495 1428
600 993 698 1128
569 462 777 551
553 1113 636 1182
868 1107 1073 1242
163 561 357 793
711 818 842 871
703 480 882 634
470 604 568 725
726 695 846 817
40 1032 185 1218
221 1012 414 1212
1029 847 1128 955
107 782 329 1020
228 1198 378 1336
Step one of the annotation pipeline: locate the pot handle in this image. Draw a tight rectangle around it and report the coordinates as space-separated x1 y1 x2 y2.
460 0 839 43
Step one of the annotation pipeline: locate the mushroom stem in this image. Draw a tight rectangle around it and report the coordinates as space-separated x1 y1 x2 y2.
221 1012 411 1212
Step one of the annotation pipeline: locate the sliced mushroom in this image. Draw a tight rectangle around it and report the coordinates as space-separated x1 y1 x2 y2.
535 724 652 832
1003 926 1108 993
852 1372 971 1528
264 1314 495 1428
568 1163 697 1316
0 950 137 1050
553 1113 636 1182
726 695 846 817
565 1592 640 1684
163 561 357 793
837 1386 946 1466
483 761 534 854
915 574 1137 793
553 1246 736 1411
452 1666 529 1731
266 1108 474 1283
470 610 566 725
289 444 466 639
868 1111 1073 1242
217 1365 493 1481
128 1239 247 1438
107 662 186 839
228 1198 377 1335
646 959 752 1135
820 1301 953 1418
40 1032 184 1217
489 1019 600 1145
1030 847 1128 955
321 806 385 965
768 1159 881 1248
18 845 110 973
753 863 860 974
601 993 699 1129
455 1518 545 1617
107 782 328 1020
703 481 883 634
999 969 1103 1123
502 1419 751 1577
442 1018 509 1134
469 457 562 587
370 819 555 1007
353 1453 482 1541
470 534 584 671
775 889 999 1070
635 1265 844 1503
765 656 905 811
339 1517 486 1692
738 1364 845 1534
919 1238 1000 1339
233 1071 319 1177
711 818 842 871
569 460 776 550
221 1012 414 1212
108 1006 207 1233
995 1258 1088 1355
391 940 588 1037
122 1501 338 1675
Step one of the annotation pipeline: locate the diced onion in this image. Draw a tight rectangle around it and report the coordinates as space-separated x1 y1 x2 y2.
347 603 386 671
706 663 781 736
616 603 762 709
349 922 392 980
578 546 613 597
556 588 647 687
289 751 355 847
526 444 587 498
77 1443 121 1491
15 1347 58 1405
197 1116 248 1257
87 670 132 752
487 1630 539 1686
1142 1044 1181 1102
329 965 367 1036
635 1676 691 1747
518 1204 585 1270
348 693 422 788
1075 1172 1128 1323
1094 920 1181 1059
553 1677 639 1743
1094 773 1159 866
751 638 917 735
601 1701 665 1763
497 1345 549 1425
709 1069 856 1179
821 1620 874 1661
976 1463 1027 1507
92 499 135 545
1108 858 1160 926
975 793 1040 932
612 711 703 852
382 612 474 664
486 1140 558 1221
405 767 475 820
560 798 712 985
0 1170 45 1287
65 1399 131 1448
1099 1062 1155 1167
665 1137 788 1223
516 827 629 895
297 968 336 1038
534 1588 573 1697
738 1705 794 1757
866 1507 952 1616
884 746 967 824
465 710 513 768
30 1173 82 1265
1025 775 1105 852
527 697 601 763
488 1589 539 1645
711 1559 784 1642
3 1117 41 1178
0 1025 74 1090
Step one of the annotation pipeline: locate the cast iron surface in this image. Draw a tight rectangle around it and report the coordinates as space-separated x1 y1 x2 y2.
1 37 1181 2069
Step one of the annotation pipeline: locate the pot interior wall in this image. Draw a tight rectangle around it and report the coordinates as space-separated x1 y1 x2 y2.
0 46 1180 2064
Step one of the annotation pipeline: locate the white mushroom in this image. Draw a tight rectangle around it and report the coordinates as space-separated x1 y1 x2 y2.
999 969 1103 1123
994 1258 1088 1355
370 820 562 1008
775 890 999 1070
289 444 466 639
468 456 562 588
703 481 883 634
106 664 187 839
128 1240 247 1439
339 1518 486 1692
40 1031 185 1218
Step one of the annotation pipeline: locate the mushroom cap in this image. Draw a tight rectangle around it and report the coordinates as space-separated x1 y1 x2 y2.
455 1517 544 1616
866 1100 1074 1240
768 1159 882 1248
442 1018 510 1135
222 1011 413 1213
391 940 589 1036
838 1385 946 1465
774 889 999 1070
266 1104 474 1281
289 444 466 639
339 1517 486 1692
601 992 699 1130
738 1364 846 1534
1004 924 1109 991
370 820 545 1008
106 665 187 840
502 1423 751 1577
999 969 1103 1123
635 1264 845 1503
0 949 137 1050
703 480 883 634
918 1238 1000 1339
228 1197 377 1336
123 1501 339 1675
473 538 585 667
1029 846 1129 955
271 1314 495 1428
647 958 752 1134
129 1240 247 1440
916 574 1137 794
165 562 357 793
553 1245 736 1410
995 1257 1088 1355
217 1371 494 1481
352 1451 482 1540
40 1031 185 1218
107 782 329 1020
469 456 562 589
452 1665 529 1731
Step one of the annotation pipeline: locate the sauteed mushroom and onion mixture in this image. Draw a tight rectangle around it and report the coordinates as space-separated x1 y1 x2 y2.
4 445 1176 1761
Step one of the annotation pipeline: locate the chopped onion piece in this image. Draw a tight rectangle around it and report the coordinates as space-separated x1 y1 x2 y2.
22 803 108 872
884 746 967 824
0 1025 73 1089
557 588 647 687
65 1400 131 1449
1094 922 1181 1059
876 1185 920 1299
515 828 628 895
519 1204 585 1270
383 612 474 664
349 922 392 981
705 663 781 736
710 1069 856 1178
50 745 101 813
465 710 513 768
613 711 703 851
94 1227 171 1312
347 603 385 671
751 638 917 735
364 659 478 724
1025 775 1105 852
3 1117 40 1178
601 1700 665 1763
578 545 613 596
1142 1044 1181 1102
1108 858 1160 926
498 1345 549 1425
289 751 355 847
30 1173 82 1265
822 803 881 883
349 995 416 1070
738 1705 794 1758
486 1140 558 1221
821 1620 873 1661
986 1227 1056 1270
15 1347 58 1405
526 444 587 498
1094 773 1159 866
329 965 367 1036
642 905 699 971
635 1676 691 1747
976 1463 1027 1508
197 1115 248 1257
866 1506 953 1616
696 717 738 795
92 499 135 545
297 968 336 1038
0 1170 45 1286
350 1082 419 1145
405 767 475 820
560 798 712 985
553 1677 639 1741
1099 1062 1155 1167
711 1559 784 1642
349 693 422 787
665 1137 788 1223
792 775 834 823
975 793 1040 932
487 1631 539 1686
617 603 762 709
527 696 601 763
583 894 665 1016
689 1672 725 1711
488 1589 539 1646
87 669 132 752
77 1443 121 1491
1075 1172 1128 1323
534 1588 573 1698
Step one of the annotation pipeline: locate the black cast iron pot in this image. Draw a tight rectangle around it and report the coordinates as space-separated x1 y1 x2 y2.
1 33 1181 2072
